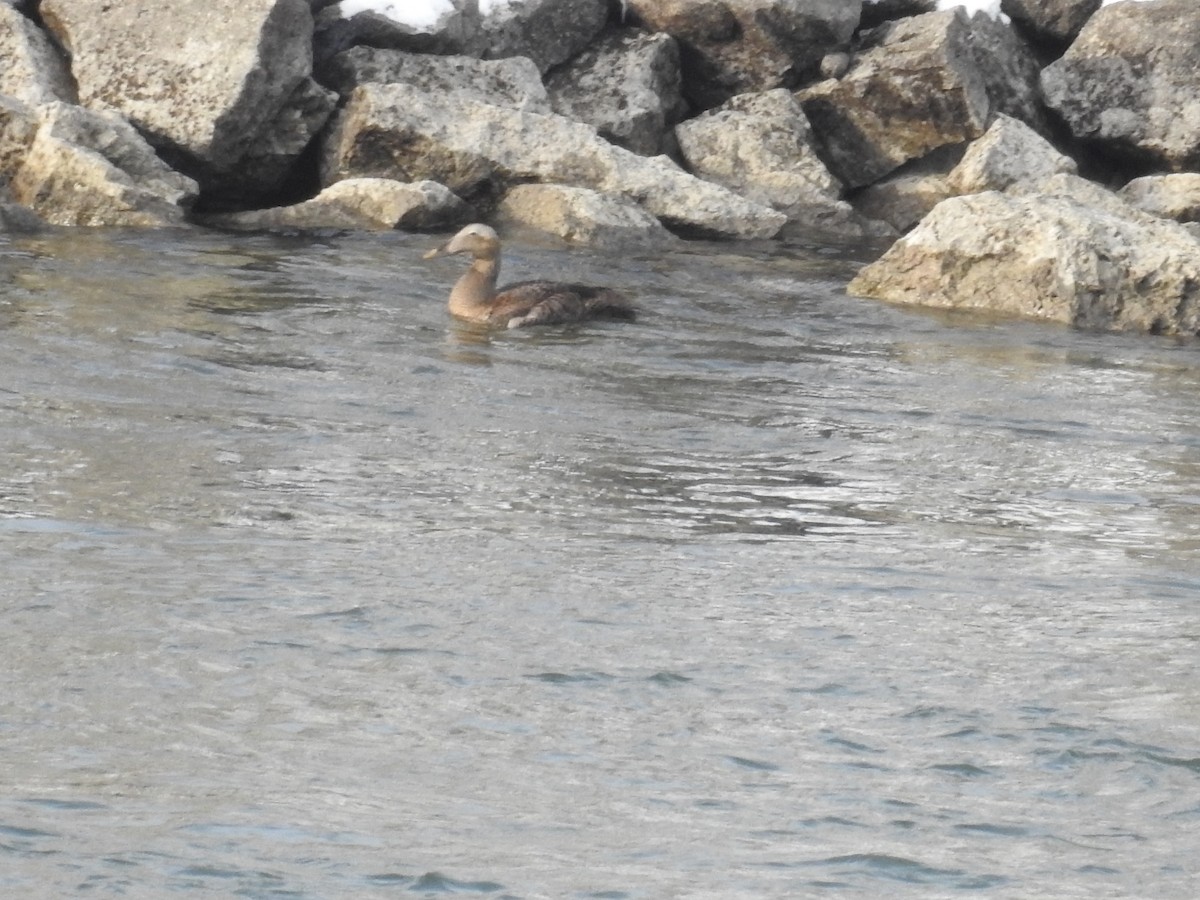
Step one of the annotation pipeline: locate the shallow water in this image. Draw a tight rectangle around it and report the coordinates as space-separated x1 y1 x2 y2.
1 227 1198 899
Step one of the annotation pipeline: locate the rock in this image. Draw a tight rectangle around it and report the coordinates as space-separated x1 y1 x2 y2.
626 0 863 109
201 177 467 232
496 183 678 247
9 102 198 226
850 145 962 232
676 88 879 237
546 29 686 157
0 183 44 232
466 0 609 74
313 2 474 63
1119 174 1200 224
1040 0 1200 172
799 9 1043 189
321 45 551 113
1000 0 1100 45
0 93 39 182
818 51 851 80
321 82 786 240
859 0 936 30
848 188 1200 334
0 4 75 105
40 0 333 200
965 11 1049 133
947 113 1076 194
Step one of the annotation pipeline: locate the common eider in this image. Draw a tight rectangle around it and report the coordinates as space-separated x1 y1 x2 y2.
424 224 636 328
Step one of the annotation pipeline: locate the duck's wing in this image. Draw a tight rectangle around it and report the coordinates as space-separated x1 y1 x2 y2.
490 281 635 328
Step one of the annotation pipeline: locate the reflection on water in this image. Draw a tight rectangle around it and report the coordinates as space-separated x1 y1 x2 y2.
1 227 1199 899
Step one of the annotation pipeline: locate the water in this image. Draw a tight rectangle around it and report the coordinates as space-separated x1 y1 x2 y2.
1 227 1198 899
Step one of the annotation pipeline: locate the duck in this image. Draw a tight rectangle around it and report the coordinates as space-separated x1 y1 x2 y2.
424 223 636 328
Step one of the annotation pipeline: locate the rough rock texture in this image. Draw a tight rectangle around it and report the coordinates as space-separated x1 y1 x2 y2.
675 88 879 237
0 183 44 232
41 0 332 199
497 183 678 247
546 30 686 157
10 102 198 226
799 9 1042 189
0 94 39 182
0 4 75 105
1119 174 1200 224
1040 0 1200 172
626 0 863 109
321 82 786 239
313 3 474 63
464 0 609 74
947 114 1076 194
850 144 963 232
201 178 467 232
848 188 1200 334
1000 0 1101 45
321 46 550 111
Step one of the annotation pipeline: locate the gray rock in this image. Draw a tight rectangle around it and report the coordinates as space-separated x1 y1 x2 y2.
1000 0 1100 44
1040 0 1200 172
676 88 874 237
0 4 74 105
0 183 44 232
546 29 686 157
202 178 468 232
859 0 937 29
465 0 609 74
947 113 1076 194
322 46 550 112
818 51 851 80
848 187 1200 334
10 102 198 226
41 0 331 199
497 183 678 247
799 9 1042 189
1119 174 1200 224
321 82 786 240
851 144 963 232
626 0 863 109
0 93 39 182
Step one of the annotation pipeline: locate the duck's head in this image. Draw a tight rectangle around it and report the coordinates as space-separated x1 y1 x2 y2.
424 223 500 262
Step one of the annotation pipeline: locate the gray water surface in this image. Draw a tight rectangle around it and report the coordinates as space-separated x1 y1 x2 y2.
2 228 1198 898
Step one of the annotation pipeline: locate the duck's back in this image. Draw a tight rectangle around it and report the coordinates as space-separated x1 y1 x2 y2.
489 280 636 328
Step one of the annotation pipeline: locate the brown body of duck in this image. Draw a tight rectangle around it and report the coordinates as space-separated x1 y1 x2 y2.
424 224 636 328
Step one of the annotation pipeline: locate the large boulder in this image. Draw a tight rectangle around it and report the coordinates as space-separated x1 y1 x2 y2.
40 0 334 202
799 8 1043 189
850 145 962 233
463 0 609 73
626 0 863 109
0 93 39 182
321 82 786 239
9 101 198 226
546 30 687 157
200 178 468 232
0 4 74 105
1119 174 1200 224
1000 0 1100 45
1040 0 1200 172
674 87 880 237
946 113 1076 194
320 46 551 111
496 183 678 248
848 186 1200 335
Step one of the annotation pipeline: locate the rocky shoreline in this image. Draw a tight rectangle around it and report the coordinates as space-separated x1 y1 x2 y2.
1 0 1198 334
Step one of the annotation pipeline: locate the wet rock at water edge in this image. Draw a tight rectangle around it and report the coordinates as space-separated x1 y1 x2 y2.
319 46 551 111
320 81 786 240
199 178 469 232
798 8 1043 189
546 29 687 157
0 3 75 105
848 186 1200 335
624 0 863 109
40 0 333 204
1040 0 1200 172
8 101 198 227
496 183 679 247
1118 174 1200 225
